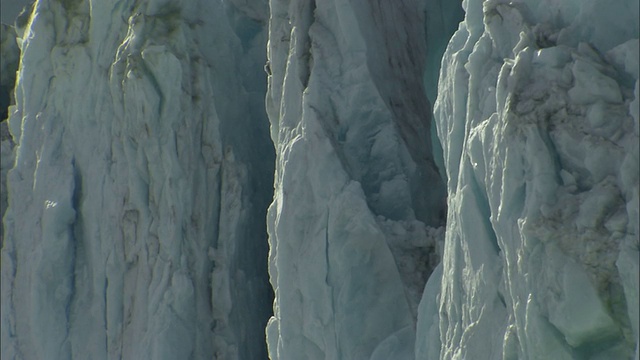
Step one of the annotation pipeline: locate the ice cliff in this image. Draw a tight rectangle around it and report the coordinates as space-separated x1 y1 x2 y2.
416 0 640 359
1 0 638 359
264 0 452 359
1 0 274 358
265 0 639 359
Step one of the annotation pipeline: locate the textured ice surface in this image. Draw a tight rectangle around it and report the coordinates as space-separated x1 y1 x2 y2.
2 0 638 359
265 0 447 358
416 0 640 359
1 0 274 359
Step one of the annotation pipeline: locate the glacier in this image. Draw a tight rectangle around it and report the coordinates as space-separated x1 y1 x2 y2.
264 0 452 358
1 0 638 359
417 0 639 359
2 0 275 358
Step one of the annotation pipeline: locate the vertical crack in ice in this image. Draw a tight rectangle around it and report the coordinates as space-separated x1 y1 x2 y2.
63 158 81 353
323 206 339 357
137 57 165 117
465 157 500 254
290 0 316 89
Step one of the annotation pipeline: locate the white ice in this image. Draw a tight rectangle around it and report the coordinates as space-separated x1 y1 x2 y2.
1 0 274 359
1 0 638 359
265 0 447 359
416 0 640 359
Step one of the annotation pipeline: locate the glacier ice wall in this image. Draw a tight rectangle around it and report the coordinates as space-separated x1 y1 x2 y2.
416 0 640 359
3 0 639 359
1 0 274 359
264 0 448 358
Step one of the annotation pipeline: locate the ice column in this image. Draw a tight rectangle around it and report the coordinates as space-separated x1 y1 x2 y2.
416 0 640 358
265 0 446 359
1 0 274 358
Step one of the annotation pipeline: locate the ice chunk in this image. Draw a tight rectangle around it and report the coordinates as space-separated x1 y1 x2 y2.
548 260 618 347
617 241 640 360
415 264 443 360
568 57 623 104
532 46 572 68
607 39 640 84
370 325 415 360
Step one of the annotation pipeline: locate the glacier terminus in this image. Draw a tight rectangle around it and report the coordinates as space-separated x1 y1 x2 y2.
0 0 638 359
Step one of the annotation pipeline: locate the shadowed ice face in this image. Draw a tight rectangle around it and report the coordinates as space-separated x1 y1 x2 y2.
0 0 33 25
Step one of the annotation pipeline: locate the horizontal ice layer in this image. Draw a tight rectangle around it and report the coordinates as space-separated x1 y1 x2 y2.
265 0 446 358
1 0 274 359
416 0 640 359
